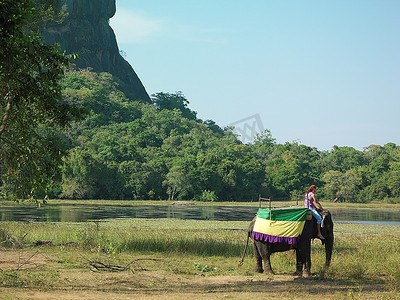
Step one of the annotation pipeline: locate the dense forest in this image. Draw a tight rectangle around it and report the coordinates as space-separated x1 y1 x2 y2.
1 1 400 204
6 68 400 203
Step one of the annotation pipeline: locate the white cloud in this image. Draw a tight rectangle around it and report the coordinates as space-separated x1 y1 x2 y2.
110 9 164 44
110 8 233 46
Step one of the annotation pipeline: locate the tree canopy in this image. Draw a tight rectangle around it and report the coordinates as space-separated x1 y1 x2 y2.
0 0 81 201
18 68 398 203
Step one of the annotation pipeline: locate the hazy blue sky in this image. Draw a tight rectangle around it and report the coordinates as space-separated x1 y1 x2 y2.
110 0 400 151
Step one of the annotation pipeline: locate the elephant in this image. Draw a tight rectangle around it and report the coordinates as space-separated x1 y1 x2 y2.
239 209 334 277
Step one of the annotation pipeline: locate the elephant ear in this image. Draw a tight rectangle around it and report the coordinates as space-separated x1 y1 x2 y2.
322 211 333 232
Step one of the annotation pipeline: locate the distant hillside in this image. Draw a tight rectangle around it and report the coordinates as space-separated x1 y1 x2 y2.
41 0 151 103
34 1 400 204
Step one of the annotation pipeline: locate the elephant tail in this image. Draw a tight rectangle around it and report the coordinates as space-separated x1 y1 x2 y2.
238 229 252 267
239 218 256 267
238 234 249 267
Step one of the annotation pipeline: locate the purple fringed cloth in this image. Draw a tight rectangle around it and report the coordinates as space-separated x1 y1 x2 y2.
252 232 300 244
252 208 309 245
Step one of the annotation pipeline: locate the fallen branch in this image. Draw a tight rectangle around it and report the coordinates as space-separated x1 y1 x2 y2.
0 235 16 247
168 251 187 273
0 233 28 248
0 237 44 271
33 240 53 246
88 258 162 273
89 261 126 272
123 258 162 272
16 246 44 270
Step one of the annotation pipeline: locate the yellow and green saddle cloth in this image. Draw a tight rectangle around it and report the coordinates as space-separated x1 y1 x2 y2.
252 208 310 244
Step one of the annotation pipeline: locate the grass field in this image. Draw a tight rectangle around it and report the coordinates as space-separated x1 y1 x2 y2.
0 202 399 299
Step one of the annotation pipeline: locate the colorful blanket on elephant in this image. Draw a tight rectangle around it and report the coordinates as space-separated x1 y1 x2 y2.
252 208 309 244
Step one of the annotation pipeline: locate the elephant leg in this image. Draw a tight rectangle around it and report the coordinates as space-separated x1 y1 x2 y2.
294 249 303 276
253 241 263 273
303 252 311 277
262 253 274 275
254 240 274 274
302 241 312 277
296 244 311 277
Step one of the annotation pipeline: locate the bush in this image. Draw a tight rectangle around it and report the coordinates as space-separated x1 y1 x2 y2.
199 190 218 202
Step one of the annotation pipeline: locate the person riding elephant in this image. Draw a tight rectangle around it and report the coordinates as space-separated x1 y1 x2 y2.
304 184 327 240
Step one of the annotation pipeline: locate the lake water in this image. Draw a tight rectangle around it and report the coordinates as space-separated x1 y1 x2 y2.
1 203 399 225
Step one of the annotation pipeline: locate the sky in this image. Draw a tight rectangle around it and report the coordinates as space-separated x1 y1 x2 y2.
110 0 400 151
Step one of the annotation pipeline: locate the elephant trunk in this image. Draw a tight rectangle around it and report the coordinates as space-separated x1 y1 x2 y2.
321 211 334 268
324 232 334 268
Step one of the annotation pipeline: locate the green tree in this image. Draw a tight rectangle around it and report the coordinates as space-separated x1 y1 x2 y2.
119 160 161 200
151 92 197 121
264 142 320 200
213 143 264 201
265 156 308 199
0 0 81 201
61 70 142 128
61 148 100 199
322 146 365 172
322 169 362 202
163 164 186 200
252 129 277 164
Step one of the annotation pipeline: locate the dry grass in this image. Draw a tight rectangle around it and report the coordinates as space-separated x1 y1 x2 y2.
0 217 399 299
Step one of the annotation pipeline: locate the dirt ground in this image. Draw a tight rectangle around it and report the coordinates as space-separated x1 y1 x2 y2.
1 274 395 300
0 249 397 300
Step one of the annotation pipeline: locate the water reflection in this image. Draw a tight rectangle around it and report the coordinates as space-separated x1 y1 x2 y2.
0 203 399 225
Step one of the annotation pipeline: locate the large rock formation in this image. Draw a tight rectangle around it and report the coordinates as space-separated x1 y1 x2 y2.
42 0 151 102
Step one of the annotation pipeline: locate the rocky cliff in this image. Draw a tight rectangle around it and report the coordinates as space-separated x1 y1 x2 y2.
42 0 151 102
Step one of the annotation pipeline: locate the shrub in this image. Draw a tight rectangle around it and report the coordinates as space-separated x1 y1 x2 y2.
200 190 218 202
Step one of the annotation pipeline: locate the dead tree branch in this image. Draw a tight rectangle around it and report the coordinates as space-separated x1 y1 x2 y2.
168 251 188 273
16 246 44 270
87 257 162 273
